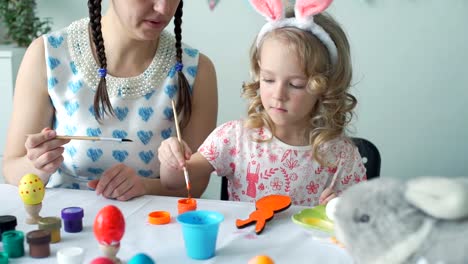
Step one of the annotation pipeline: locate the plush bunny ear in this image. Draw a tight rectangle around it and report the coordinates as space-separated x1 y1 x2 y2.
295 0 333 20
404 177 468 220
249 0 284 21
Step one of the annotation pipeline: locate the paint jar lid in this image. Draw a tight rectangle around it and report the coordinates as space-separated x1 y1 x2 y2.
0 215 17 242
61 207 84 220
38 217 62 230
178 198 197 214
26 230 51 244
0 215 17 231
57 247 85 264
148 211 171 225
2 230 24 244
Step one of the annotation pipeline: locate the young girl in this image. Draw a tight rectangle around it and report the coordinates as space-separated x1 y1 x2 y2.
158 0 366 206
3 0 218 201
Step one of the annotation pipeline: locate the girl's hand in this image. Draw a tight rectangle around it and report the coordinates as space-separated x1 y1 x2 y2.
158 137 192 170
319 187 337 205
25 127 70 175
87 164 146 201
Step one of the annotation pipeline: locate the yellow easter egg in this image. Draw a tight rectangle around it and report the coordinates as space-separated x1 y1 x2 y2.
18 173 45 205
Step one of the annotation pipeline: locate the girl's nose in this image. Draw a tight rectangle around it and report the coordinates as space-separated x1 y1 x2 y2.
272 84 287 101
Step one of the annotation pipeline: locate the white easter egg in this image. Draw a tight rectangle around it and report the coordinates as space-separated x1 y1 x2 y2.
325 197 340 222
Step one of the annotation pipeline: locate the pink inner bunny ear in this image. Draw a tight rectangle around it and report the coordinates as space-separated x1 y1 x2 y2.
295 0 333 19
249 0 284 21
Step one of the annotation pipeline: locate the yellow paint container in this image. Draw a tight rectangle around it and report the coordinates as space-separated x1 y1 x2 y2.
38 217 62 243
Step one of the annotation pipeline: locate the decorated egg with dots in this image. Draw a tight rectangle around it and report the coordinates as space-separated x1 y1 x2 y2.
18 173 45 205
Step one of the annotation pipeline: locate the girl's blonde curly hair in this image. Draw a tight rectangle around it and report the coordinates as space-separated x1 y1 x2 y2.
242 12 357 167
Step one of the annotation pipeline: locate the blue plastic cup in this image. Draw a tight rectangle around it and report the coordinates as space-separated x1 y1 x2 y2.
176 210 224 260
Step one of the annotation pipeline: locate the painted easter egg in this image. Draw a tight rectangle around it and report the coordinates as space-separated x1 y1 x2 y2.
128 253 155 264
18 173 45 205
248 255 275 264
90 257 115 264
94 205 125 246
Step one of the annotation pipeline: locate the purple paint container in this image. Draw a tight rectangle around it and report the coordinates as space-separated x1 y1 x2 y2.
61 207 84 233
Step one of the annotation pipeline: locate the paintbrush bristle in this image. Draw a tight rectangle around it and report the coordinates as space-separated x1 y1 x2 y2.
122 138 133 142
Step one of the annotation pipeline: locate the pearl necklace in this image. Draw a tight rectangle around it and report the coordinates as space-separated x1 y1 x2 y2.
67 18 176 98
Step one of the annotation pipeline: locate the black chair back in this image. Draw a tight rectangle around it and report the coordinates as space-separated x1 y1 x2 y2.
351 137 381 180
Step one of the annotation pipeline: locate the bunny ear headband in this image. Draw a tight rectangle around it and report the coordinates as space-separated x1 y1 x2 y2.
250 0 338 65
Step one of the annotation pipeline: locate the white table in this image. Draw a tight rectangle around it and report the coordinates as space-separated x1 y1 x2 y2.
0 184 353 263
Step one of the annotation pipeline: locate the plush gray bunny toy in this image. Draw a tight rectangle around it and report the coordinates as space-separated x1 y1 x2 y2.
333 177 468 264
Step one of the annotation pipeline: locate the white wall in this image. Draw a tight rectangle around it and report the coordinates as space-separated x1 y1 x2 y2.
331 0 468 178
28 0 468 198
0 47 25 184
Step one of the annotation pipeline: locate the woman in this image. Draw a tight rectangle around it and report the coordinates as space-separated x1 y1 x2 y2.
3 0 218 201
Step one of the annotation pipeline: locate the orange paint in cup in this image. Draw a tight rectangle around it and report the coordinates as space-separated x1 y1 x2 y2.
178 198 197 215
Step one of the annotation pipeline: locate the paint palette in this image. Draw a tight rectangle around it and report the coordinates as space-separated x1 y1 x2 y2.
291 205 334 235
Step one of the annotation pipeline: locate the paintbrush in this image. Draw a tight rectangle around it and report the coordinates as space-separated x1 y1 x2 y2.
55 135 133 142
171 99 192 198
328 162 342 190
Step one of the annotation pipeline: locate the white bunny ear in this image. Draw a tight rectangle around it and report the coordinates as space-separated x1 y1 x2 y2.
404 177 468 220
249 0 284 22
295 0 333 21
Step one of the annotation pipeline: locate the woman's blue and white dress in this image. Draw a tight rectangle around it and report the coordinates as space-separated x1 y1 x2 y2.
44 18 199 189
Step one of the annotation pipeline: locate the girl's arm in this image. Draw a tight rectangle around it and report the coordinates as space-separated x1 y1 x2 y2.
2 37 57 185
159 152 214 198
148 53 217 197
331 142 367 196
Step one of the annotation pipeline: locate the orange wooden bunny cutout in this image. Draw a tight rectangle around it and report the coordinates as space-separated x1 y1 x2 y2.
236 195 291 234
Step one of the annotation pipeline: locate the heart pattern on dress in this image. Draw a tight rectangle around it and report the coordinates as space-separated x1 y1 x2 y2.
48 57 61 70
138 169 154 177
87 148 103 162
48 35 64 48
112 130 128 139
112 150 129 162
48 77 58 89
68 80 83 94
164 85 177 98
86 128 102 137
115 107 129 121
64 101 80 116
139 150 154 164
138 107 154 122
137 130 154 145
161 128 172 139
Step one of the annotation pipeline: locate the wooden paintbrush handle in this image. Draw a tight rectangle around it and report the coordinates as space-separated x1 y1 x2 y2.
55 136 100 141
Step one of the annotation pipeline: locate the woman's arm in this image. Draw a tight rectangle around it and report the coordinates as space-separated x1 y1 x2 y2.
4 43 218 199
2 37 57 185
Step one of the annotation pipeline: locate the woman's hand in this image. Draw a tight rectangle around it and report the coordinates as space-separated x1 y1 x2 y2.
24 127 70 176
87 164 146 201
319 187 337 205
158 137 193 171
